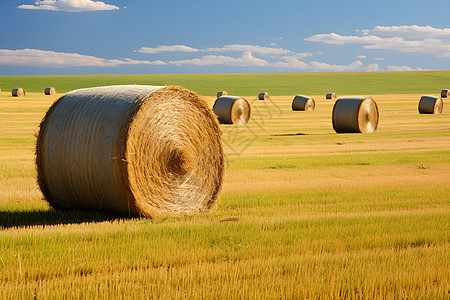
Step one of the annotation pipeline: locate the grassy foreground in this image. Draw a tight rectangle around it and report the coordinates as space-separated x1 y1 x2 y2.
0 83 449 298
0 70 449 95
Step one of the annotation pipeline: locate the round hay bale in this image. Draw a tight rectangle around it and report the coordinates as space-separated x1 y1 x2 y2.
332 97 379 133
12 88 25 97
258 92 269 100
36 85 224 218
213 96 251 124
44 87 56 95
441 89 449 98
326 93 336 100
292 95 315 111
418 95 443 114
217 91 227 98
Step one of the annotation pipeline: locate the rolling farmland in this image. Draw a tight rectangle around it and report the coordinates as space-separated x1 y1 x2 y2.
0 72 449 298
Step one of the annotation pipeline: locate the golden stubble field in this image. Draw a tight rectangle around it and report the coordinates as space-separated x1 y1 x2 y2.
0 91 449 298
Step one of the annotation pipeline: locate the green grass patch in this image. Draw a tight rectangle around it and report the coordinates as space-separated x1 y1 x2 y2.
1 70 449 95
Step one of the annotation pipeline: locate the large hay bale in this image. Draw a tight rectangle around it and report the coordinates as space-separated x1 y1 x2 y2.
217 91 227 98
292 95 315 111
258 92 269 100
332 97 379 133
12 88 25 97
441 89 449 98
418 95 443 114
326 93 336 100
213 96 251 124
44 87 56 95
36 85 224 218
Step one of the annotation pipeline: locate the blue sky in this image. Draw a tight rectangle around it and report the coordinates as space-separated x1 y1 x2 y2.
0 0 449 75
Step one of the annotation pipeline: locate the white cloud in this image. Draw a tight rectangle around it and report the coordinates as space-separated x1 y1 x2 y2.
361 25 450 39
357 55 366 59
387 65 424 72
168 51 269 67
309 60 364 72
136 45 199 54
305 25 450 58
273 56 308 69
18 0 119 12
0 49 165 67
204 44 294 55
305 33 391 45
366 63 380 72
374 57 385 61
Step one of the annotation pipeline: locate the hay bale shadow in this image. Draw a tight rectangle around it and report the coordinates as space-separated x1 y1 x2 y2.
0 209 129 229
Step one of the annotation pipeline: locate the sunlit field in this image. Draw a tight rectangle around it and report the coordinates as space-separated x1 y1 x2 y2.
0 73 449 298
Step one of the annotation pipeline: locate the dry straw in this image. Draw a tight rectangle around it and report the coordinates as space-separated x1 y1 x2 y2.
213 96 251 124
418 95 443 114
217 91 227 98
332 97 379 133
12 88 25 97
258 92 269 100
326 93 336 100
292 95 315 111
441 89 449 98
36 85 225 218
45 87 56 95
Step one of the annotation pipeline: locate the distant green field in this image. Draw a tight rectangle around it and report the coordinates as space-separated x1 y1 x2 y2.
0 70 449 95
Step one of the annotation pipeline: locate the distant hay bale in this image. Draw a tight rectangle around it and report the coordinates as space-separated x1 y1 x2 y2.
292 95 315 111
418 95 443 114
213 96 251 124
12 88 25 97
258 92 269 100
217 91 227 98
326 93 336 100
441 89 449 98
332 97 379 133
44 87 56 95
36 85 224 218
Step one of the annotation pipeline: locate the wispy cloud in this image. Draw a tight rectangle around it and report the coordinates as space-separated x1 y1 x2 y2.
0 49 165 67
136 45 199 54
168 51 269 67
360 25 450 39
203 44 294 56
136 44 312 58
387 65 424 72
305 25 450 58
17 0 119 12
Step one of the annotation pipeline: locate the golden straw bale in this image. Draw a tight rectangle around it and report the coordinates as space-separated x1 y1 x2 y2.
440 89 449 98
326 93 336 100
12 88 25 97
418 95 443 114
292 95 315 111
332 97 379 133
217 91 227 98
36 85 224 218
213 96 251 124
44 87 56 95
258 92 269 100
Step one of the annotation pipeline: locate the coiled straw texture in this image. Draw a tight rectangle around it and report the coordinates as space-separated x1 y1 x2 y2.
213 96 251 124
418 95 443 114
332 97 379 133
258 92 269 100
12 88 25 97
292 95 315 111
45 87 56 95
36 85 224 218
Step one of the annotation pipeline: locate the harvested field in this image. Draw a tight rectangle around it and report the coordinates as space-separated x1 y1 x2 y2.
0 89 449 299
